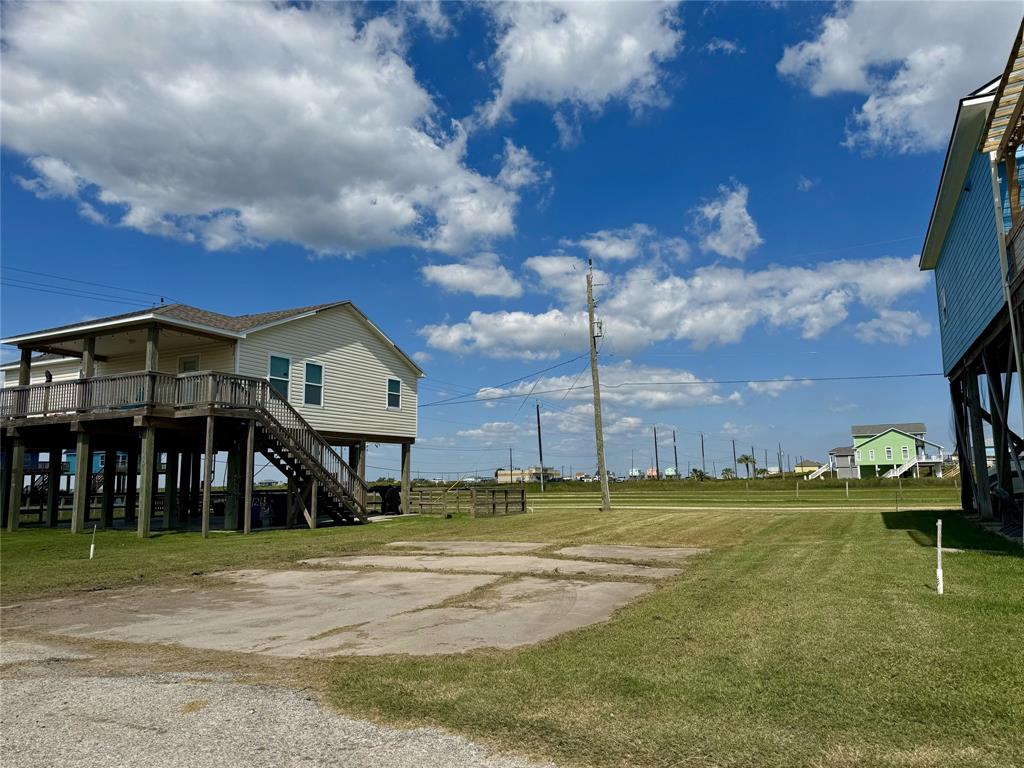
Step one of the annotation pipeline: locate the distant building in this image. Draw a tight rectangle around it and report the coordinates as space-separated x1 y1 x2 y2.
827 447 858 479
495 466 561 484
852 423 944 478
793 460 822 477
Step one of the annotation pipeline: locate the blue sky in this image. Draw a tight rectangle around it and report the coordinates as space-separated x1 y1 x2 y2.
2 1 1021 480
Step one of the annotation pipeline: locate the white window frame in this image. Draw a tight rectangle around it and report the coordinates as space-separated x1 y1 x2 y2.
386 377 401 410
868 449 876 461
855 449 861 462
901 446 910 460
303 361 325 408
885 446 893 461
939 287 948 324
268 354 291 400
177 354 201 374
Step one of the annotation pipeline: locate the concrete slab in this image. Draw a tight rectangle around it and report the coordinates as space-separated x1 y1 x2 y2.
386 540 545 555
303 554 680 580
7 569 498 658
554 545 709 562
312 577 652 656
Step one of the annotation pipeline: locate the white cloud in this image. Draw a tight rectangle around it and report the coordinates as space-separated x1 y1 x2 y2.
747 376 812 398
796 175 819 192
421 252 523 298
705 38 744 55
479 1 683 126
562 224 690 264
412 351 433 364
2 2 528 255
456 421 529 446
853 309 931 345
406 0 451 38
777 2 1021 153
477 360 742 410
497 140 551 190
422 254 930 359
694 182 763 260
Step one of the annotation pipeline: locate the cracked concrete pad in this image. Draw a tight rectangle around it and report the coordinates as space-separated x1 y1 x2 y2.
554 545 709 562
386 540 545 555
6 569 498 658
312 577 652 656
303 554 680 580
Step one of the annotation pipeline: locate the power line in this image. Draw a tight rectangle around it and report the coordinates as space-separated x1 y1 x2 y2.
419 372 945 407
419 352 589 407
1 265 179 302
0 279 156 307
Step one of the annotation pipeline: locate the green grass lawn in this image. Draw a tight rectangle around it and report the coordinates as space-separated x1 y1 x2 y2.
2 482 1020 768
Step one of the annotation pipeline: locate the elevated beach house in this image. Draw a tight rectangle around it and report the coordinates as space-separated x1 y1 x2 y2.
919 20 1024 534
1 301 423 536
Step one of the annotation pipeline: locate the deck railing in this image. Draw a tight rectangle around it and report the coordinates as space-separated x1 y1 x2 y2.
1 369 367 511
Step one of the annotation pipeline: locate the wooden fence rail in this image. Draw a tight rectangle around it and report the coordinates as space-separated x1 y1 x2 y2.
470 487 527 517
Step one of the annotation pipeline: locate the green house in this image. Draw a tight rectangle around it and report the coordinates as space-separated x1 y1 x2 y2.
851 423 945 479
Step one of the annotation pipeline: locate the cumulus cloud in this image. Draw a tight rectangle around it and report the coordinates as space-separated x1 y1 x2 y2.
497 140 551 190
796 175 819 192
705 38 744 55
853 309 931 345
479 1 683 126
2 2 531 255
694 182 763 260
421 254 930 359
777 2 1020 153
456 420 530 446
421 252 524 298
476 360 742 410
747 376 813 398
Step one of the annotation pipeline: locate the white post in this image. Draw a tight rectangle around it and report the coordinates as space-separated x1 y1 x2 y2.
796 480 800 500
845 481 849 499
89 524 97 560
936 518 944 595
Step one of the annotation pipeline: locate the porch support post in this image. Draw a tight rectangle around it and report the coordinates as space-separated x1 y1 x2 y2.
102 446 116 528
400 442 411 516
125 444 138 522
47 444 62 527
309 479 318 529
243 419 255 535
18 348 31 385
145 325 160 371
71 432 91 533
202 415 214 538
356 441 366 483
137 427 156 537
225 434 240 531
7 437 26 532
0 434 11 528
164 450 179 530
179 451 192 524
190 443 201 520
950 378 975 513
966 371 994 520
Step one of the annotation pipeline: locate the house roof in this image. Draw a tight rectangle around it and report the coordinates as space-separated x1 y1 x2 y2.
919 78 999 271
852 423 926 437
2 300 425 377
829 446 855 456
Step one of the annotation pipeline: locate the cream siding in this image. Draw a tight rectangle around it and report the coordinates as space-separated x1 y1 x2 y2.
95 339 236 377
237 306 418 440
2 359 81 387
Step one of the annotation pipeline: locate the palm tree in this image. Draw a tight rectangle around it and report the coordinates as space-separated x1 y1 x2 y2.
721 467 736 480
689 468 708 481
755 467 769 478
737 454 756 478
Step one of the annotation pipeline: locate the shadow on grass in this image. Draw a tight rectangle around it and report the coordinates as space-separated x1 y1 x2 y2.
882 510 1023 556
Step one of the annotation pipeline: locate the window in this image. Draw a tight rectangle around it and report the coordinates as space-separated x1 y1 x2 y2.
902 446 910 460
885 446 893 461
868 449 876 461
939 287 948 324
387 377 401 409
855 449 861 462
304 362 323 406
269 355 290 399
178 355 200 374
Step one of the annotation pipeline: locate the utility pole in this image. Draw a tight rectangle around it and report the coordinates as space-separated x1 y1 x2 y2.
586 259 611 511
764 449 768 477
653 426 660 479
509 447 513 485
700 433 706 478
672 430 679 480
536 403 545 493
732 440 737 475
630 449 634 478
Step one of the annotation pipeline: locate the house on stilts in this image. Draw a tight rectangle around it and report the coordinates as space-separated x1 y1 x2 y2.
0 300 423 536
919 19 1024 538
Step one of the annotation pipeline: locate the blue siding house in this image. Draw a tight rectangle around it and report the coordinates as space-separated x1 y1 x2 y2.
919 20 1024 539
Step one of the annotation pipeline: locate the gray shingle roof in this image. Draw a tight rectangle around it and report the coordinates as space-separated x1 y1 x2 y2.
851 423 926 437
829 446 855 456
7 301 347 339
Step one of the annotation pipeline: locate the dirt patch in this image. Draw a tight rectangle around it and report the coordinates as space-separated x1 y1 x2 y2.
386 540 546 555
303 554 680 580
554 545 709 562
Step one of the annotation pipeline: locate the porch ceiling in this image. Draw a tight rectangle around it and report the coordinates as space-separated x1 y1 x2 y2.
4 319 237 358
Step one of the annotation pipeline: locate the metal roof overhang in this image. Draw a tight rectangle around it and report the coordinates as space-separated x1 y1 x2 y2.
919 88 996 271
